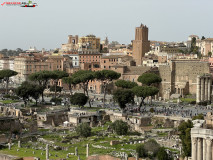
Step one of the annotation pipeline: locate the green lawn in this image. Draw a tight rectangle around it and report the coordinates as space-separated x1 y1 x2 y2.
0 123 138 160
0 100 20 104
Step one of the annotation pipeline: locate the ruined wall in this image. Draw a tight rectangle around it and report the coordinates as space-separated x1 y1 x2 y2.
172 60 210 94
0 154 20 160
159 65 172 100
159 60 210 99
87 155 143 160
0 117 22 132
37 112 68 127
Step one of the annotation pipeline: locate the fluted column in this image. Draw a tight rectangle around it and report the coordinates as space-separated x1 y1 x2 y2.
201 78 205 101
206 138 212 160
205 78 208 101
197 76 201 103
192 137 198 160
197 138 203 160
203 138 206 160
208 78 212 101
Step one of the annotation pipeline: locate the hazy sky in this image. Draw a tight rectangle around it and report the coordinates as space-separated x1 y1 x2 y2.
0 0 212 50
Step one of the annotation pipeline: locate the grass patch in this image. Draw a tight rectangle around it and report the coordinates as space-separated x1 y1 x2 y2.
180 98 196 104
0 100 20 104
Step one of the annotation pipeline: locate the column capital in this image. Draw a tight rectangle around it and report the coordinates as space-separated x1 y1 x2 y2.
192 137 198 144
206 138 212 146
198 138 202 143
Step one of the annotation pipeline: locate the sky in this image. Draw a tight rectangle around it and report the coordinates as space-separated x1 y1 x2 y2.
0 0 212 50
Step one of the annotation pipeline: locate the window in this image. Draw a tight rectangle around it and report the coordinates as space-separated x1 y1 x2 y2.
104 60 106 63
104 66 106 68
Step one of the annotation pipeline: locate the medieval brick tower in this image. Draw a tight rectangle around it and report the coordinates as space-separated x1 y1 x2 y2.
132 24 150 66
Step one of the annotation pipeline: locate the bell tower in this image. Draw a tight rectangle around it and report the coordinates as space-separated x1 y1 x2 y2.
132 24 150 66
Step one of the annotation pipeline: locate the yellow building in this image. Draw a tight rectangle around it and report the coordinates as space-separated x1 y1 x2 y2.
78 35 100 53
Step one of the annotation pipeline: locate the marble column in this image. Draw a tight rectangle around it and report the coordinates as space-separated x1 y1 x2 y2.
46 144 49 160
201 78 205 101
196 76 201 102
197 138 203 160
86 144 89 157
8 143 11 150
206 138 212 160
18 141 21 148
208 78 212 101
192 137 197 160
136 153 139 160
205 78 208 101
203 138 206 160
75 147 78 156
125 153 128 160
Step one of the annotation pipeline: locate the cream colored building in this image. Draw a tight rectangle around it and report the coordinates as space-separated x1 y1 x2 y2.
61 35 79 52
78 35 100 53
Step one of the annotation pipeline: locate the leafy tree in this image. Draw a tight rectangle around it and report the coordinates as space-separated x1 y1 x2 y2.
50 97 62 105
115 80 138 89
113 89 134 110
94 70 121 107
15 81 42 106
76 123 91 137
72 70 95 107
190 37 196 53
192 113 204 120
50 85 62 93
208 52 212 57
15 81 33 107
111 120 129 135
201 36 206 40
62 76 74 95
50 70 69 98
29 71 55 102
136 73 161 105
70 93 88 107
0 48 23 56
157 147 170 160
137 73 162 86
53 50 59 53
136 144 147 158
30 84 43 106
0 69 18 94
178 120 193 157
150 108 155 113
144 139 160 157
132 86 159 108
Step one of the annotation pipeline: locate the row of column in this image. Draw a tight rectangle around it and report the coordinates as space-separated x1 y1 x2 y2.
192 137 213 160
196 76 212 103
